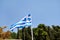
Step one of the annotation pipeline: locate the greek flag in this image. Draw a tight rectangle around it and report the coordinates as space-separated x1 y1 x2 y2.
10 14 32 31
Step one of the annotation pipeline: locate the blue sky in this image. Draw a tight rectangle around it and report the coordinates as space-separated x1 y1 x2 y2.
0 0 60 32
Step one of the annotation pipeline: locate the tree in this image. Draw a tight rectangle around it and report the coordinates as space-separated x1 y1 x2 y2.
11 32 17 39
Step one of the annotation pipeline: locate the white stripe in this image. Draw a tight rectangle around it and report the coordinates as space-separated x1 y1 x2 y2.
10 24 26 30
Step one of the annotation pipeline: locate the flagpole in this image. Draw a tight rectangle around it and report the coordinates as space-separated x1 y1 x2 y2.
31 14 33 40
31 26 33 40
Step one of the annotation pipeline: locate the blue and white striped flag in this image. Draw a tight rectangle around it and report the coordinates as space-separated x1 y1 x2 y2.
10 14 32 31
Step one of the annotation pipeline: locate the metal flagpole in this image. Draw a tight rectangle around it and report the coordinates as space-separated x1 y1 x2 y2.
31 26 33 40
31 14 33 40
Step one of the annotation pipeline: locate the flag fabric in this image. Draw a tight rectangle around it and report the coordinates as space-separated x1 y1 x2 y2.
10 14 32 31
26 14 32 26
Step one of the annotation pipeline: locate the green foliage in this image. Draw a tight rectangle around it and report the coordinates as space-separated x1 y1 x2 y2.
11 32 17 39
9 24 60 40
